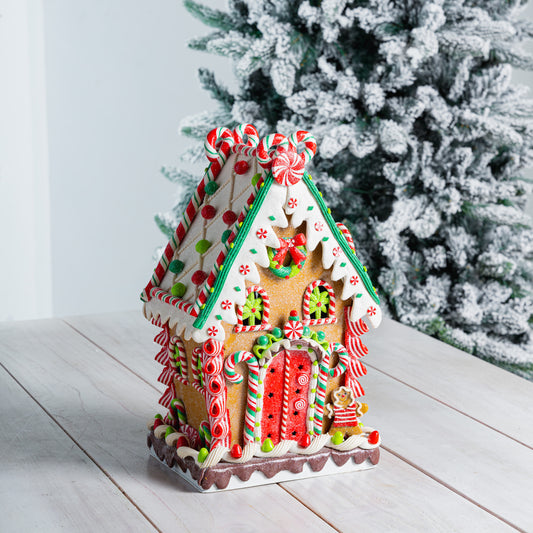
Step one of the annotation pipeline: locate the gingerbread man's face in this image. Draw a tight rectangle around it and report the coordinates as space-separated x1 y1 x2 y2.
333 386 354 408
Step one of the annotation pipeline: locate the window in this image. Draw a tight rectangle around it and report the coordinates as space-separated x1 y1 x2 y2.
235 285 272 333
302 280 337 325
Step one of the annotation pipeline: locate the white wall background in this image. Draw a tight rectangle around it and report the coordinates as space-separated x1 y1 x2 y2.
1 1 533 321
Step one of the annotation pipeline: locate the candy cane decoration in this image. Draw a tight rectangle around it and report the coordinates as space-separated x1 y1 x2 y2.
336 222 356 253
232 124 259 152
302 280 336 325
169 335 188 379
204 126 235 166
191 347 203 388
224 350 260 444
314 350 330 434
199 420 212 449
280 350 291 440
288 130 317 165
329 342 350 378
257 133 288 168
171 398 187 427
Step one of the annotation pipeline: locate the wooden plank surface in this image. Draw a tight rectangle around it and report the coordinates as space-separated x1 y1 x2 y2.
364 318 533 448
0 319 334 533
0 365 157 532
65 312 527 531
363 369 533 531
282 451 514 532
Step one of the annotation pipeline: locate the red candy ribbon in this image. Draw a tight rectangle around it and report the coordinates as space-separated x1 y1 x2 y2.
272 233 307 265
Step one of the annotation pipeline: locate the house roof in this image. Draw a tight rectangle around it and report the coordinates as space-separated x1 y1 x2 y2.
142 124 381 342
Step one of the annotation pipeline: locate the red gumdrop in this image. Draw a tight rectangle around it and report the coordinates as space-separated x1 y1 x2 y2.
153 418 163 430
191 270 208 285
175 436 188 449
201 205 216 219
222 210 237 225
231 444 243 458
290 310 298 318
299 434 311 448
368 430 380 445
234 160 249 174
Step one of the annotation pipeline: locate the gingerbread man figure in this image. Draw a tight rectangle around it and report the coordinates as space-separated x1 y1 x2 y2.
326 386 368 436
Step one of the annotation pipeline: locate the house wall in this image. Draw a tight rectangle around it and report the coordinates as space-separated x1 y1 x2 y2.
167 220 366 448
221 221 350 446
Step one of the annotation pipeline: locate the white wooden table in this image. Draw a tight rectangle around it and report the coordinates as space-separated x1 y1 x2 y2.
1 312 532 532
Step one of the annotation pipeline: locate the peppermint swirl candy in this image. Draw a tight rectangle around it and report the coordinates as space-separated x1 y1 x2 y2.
294 398 307 411
297 373 310 386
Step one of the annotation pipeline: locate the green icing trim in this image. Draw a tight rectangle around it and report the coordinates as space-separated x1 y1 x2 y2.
193 176 274 329
302 172 380 305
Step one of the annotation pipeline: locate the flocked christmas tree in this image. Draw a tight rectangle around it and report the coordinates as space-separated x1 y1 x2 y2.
157 0 533 376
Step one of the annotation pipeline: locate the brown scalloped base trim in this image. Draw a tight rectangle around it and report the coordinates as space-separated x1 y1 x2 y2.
147 431 380 491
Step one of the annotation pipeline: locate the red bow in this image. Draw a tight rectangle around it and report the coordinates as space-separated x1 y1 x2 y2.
272 233 307 266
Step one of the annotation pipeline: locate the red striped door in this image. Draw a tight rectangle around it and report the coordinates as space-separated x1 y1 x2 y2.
261 349 311 445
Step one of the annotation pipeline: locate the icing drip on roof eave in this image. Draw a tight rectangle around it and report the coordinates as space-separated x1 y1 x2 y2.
143 299 199 341
284 177 382 329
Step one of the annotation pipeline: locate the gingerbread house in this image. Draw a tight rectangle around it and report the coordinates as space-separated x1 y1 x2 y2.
142 124 382 491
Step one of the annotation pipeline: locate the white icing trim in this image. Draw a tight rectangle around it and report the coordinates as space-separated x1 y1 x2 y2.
171 426 380 469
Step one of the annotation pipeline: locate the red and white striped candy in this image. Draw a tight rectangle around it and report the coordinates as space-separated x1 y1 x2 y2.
288 130 317 165
284 319 304 340
336 222 356 253
257 133 287 168
204 127 235 166
272 148 305 186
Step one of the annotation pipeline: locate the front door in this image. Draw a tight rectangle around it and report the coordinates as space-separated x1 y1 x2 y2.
261 349 312 445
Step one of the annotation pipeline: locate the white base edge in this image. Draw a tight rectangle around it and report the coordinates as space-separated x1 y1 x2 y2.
149 447 377 492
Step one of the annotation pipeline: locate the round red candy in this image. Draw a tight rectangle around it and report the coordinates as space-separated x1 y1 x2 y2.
368 430 380 445
201 205 216 219
231 444 243 458
289 309 298 318
191 270 208 285
222 210 237 225
299 434 311 448
234 160 249 174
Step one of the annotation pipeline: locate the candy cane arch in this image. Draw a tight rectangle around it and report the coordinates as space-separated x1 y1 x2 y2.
302 280 337 325
235 285 272 333
232 123 259 158
224 350 260 445
202 339 230 449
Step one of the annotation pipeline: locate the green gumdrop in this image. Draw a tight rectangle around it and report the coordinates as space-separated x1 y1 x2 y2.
165 427 176 438
272 327 282 338
169 260 184 274
197 447 209 463
317 331 326 342
332 431 344 445
171 283 186 297
195 239 211 254
257 335 268 346
221 229 232 243
251 173 261 186
302 326 311 337
205 181 219 195
261 438 274 453
154 413 163 420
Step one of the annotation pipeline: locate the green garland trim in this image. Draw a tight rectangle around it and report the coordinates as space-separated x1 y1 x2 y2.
193 175 274 329
302 172 380 305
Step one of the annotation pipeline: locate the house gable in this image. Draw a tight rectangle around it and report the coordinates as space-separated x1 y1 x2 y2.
142 125 381 344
